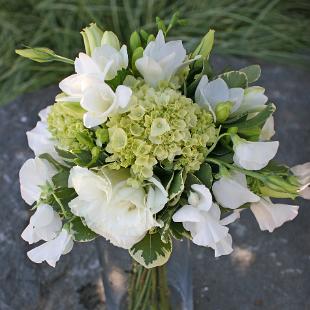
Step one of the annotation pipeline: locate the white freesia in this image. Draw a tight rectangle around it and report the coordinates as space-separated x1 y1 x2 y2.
195 75 244 120
81 83 132 128
212 171 260 209
135 30 187 87
172 184 237 257
291 162 310 199
58 39 128 102
259 115 275 141
250 198 299 232
26 106 59 159
19 157 57 205
232 136 279 170
146 177 169 214
21 204 62 244
27 229 73 267
68 166 158 249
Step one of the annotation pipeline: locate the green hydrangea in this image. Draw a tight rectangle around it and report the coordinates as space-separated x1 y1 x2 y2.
105 84 216 182
47 102 95 150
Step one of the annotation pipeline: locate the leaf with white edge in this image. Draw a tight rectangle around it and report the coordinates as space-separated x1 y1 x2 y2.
168 170 184 200
129 232 172 269
185 173 202 190
66 217 98 242
194 163 213 188
219 71 248 88
170 221 192 240
240 65 261 83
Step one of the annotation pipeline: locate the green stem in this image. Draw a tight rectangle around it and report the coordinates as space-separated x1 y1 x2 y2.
133 269 152 310
158 265 170 310
205 132 231 157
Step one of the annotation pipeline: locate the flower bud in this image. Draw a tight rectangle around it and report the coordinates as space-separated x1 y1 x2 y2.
215 101 233 123
81 23 103 55
192 29 215 60
147 34 156 44
129 31 141 52
101 31 120 50
132 47 144 71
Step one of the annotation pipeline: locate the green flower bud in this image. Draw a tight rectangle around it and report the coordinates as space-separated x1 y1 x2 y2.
129 31 141 52
81 23 104 55
101 31 120 50
192 29 215 60
215 101 233 123
140 29 149 41
147 34 156 44
132 47 144 71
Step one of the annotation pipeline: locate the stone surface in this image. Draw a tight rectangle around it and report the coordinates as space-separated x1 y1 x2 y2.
0 57 309 310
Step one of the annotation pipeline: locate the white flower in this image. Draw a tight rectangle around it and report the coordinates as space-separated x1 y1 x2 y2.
195 75 244 120
58 41 128 102
212 171 260 209
135 30 187 87
21 204 62 244
233 137 279 170
291 162 310 199
27 229 73 267
19 157 57 205
146 177 169 214
81 83 132 128
259 115 275 141
172 184 237 257
26 106 59 159
234 86 268 115
250 198 299 232
68 166 158 249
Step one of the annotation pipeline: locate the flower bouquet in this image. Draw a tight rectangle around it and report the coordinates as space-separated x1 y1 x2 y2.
17 14 309 310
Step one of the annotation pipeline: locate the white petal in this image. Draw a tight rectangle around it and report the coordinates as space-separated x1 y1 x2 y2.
260 116 275 141
212 175 260 209
135 56 163 87
38 106 51 122
229 88 244 113
238 86 268 113
19 158 57 205
299 186 310 199
172 205 202 223
204 78 229 107
27 229 73 267
251 198 299 232
147 177 168 214
212 234 233 257
59 74 83 98
233 140 279 170
220 211 240 226
115 85 132 108
75 52 101 75
291 162 310 185
191 184 213 212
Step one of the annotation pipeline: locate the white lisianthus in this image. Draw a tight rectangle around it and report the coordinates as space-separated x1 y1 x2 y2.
250 198 299 232
26 106 59 159
172 184 237 257
259 115 275 141
68 166 158 249
21 204 62 244
212 171 260 209
291 162 310 199
81 83 132 128
19 157 57 205
232 136 279 170
135 30 187 87
27 229 73 267
195 75 244 120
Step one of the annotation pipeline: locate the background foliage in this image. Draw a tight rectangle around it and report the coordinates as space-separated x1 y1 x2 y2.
1 0 310 106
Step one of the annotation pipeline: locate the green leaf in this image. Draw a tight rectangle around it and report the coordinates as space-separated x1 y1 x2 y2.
170 221 191 240
260 160 290 175
185 173 202 190
153 166 174 190
52 170 69 188
16 47 74 64
194 163 213 188
168 170 184 200
106 69 127 91
39 153 66 170
129 231 172 269
240 65 261 83
219 71 248 88
67 217 98 242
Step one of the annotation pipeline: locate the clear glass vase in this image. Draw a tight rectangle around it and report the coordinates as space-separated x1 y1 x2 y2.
96 239 193 310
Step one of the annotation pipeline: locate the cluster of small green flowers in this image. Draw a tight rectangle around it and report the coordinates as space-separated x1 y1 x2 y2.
47 102 94 150
105 84 216 183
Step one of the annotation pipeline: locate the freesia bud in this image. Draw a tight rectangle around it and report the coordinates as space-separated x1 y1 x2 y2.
101 31 120 50
192 29 215 61
215 101 233 123
147 34 156 44
80 23 104 55
132 47 144 71
129 31 141 52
